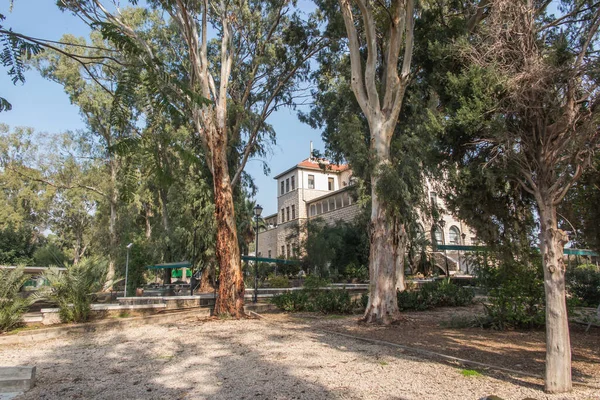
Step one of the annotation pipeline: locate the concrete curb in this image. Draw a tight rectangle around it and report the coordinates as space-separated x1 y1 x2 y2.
0 308 212 346
0 366 35 393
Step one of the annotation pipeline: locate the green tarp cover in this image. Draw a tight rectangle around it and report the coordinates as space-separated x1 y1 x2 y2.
171 269 192 278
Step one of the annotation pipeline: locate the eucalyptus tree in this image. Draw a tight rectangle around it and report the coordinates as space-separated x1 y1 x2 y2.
314 0 417 324
438 0 600 392
58 0 326 316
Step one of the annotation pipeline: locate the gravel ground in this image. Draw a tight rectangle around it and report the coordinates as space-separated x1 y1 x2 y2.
1 315 597 400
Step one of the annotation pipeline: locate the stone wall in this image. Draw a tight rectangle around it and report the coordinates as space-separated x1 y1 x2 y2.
309 203 360 225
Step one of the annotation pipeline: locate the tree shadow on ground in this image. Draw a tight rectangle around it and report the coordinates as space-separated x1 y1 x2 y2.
5 317 415 400
284 307 600 390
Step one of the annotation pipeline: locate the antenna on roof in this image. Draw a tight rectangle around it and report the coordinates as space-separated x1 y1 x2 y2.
310 141 313 161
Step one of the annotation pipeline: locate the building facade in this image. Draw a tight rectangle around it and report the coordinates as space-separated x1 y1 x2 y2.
257 157 477 274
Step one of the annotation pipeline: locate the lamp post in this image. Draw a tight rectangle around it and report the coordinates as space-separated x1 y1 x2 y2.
461 233 467 275
253 204 263 303
439 219 449 277
124 243 133 297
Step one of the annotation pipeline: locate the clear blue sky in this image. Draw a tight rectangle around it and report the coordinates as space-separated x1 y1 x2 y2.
0 0 325 215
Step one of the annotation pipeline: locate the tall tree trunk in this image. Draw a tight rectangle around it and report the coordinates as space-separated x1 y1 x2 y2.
144 202 152 239
211 129 245 317
538 197 571 393
105 160 118 291
159 187 170 234
363 130 401 324
394 220 407 292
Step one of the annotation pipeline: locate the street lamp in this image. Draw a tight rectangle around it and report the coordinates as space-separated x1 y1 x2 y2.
439 219 449 277
461 233 467 274
253 204 263 303
124 243 133 297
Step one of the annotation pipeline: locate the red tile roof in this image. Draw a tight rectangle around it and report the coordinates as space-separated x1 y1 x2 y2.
296 159 349 172
273 158 349 179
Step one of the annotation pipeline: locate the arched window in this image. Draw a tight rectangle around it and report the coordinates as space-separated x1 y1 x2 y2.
449 226 460 245
433 227 443 245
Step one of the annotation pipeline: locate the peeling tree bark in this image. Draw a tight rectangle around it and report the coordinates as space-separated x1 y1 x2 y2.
208 123 245 317
538 197 572 393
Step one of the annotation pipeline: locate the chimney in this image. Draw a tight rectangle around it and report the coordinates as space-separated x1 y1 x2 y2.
310 141 313 161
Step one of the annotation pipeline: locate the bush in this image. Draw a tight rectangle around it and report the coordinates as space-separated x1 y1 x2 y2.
267 274 290 288
270 291 311 312
475 257 546 329
44 257 107 323
0 266 36 333
396 279 474 311
313 290 354 314
270 288 356 314
303 275 331 290
566 264 600 307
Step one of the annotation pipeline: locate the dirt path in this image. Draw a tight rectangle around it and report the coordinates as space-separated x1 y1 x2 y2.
1 314 597 399
268 305 600 389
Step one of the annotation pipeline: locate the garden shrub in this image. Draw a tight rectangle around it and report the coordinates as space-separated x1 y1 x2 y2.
475 257 546 329
44 257 107 323
396 279 474 311
270 291 311 312
270 288 356 314
268 274 290 288
566 264 600 307
313 290 354 314
303 275 331 290
0 265 37 333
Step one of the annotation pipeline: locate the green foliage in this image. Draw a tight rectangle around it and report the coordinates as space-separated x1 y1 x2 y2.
33 242 68 267
0 265 35 333
267 274 290 288
302 219 369 281
396 279 474 311
270 288 356 314
0 13 42 111
303 275 331 290
566 264 600 308
44 257 108 323
270 290 311 312
460 369 482 377
0 225 37 265
313 289 354 314
475 255 546 330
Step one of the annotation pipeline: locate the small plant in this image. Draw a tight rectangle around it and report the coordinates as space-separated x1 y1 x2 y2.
0 265 37 333
460 369 482 377
44 257 107 323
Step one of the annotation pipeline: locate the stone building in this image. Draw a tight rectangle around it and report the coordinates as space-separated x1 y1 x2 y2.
256 156 477 275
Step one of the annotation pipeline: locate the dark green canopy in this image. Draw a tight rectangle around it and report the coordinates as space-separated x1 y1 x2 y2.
146 261 191 269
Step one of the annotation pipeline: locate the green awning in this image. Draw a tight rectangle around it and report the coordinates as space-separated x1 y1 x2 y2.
241 255 300 265
563 248 598 256
146 261 191 269
436 245 598 256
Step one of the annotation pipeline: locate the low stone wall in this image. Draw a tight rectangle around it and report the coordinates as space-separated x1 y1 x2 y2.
38 303 168 325
118 295 215 309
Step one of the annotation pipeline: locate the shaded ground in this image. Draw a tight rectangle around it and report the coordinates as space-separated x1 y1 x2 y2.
268 305 600 389
0 311 597 399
